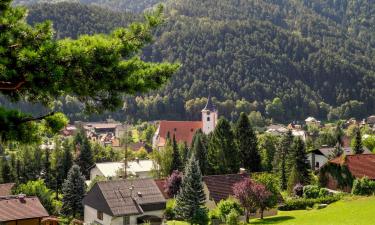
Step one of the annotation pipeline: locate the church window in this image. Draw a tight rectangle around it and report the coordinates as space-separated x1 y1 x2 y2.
207 117 210 121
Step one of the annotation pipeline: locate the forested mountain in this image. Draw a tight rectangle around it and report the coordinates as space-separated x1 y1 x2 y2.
14 0 165 13
11 0 375 122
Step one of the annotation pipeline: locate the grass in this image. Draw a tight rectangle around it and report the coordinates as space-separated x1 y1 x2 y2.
168 196 375 225
250 196 375 225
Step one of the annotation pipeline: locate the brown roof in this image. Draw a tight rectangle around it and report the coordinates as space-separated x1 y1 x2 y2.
0 196 49 221
83 179 166 217
329 154 375 179
157 121 202 147
0 183 15 196
154 179 169 199
203 174 248 203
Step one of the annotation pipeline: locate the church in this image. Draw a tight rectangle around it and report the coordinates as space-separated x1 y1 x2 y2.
152 96 218 149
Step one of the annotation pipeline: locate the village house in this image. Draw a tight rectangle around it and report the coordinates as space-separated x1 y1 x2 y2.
366 115 375 126
305 116 321 127
152 95 218 149
89 159 155 181
320 154 375 192
83 179 166 225
307 146 372 170
0 194 49 225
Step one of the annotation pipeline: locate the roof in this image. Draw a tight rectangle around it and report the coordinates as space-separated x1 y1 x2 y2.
202 95 216 111
329 154 375 179
83 179 166 217
203 174 248 203
305 117 318 122
157 121 202 147
94 160 154 177
154 179 169 199
83 122 122 130
0 183 15 196
0 195 49 221
314 147 371 158
367 115 375 124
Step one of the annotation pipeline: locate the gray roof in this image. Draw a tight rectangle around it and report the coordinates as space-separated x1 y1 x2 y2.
202 95 216 111
313 147 372 158
83 179 166 217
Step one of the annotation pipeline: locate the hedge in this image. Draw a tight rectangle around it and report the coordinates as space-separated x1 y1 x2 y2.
278 195 342 211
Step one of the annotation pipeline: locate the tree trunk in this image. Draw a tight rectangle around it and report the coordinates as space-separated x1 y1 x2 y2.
260 208 264 219
246 210 250 222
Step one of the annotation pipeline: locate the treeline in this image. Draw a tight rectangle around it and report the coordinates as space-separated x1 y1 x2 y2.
12 0 375 122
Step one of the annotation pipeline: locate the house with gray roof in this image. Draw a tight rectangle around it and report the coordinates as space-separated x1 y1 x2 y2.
83 178 166 225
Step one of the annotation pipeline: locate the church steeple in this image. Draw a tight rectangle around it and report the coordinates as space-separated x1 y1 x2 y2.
202 94 216 111
201 94 218 134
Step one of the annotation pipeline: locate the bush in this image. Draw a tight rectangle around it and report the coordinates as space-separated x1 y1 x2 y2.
352 177 375 196
191 207 209 225
226 209 240 225
217 198 243 222
303 185 320 199
318 188 330 197
278 195 341 211
164 199 176 220
293 183 303 197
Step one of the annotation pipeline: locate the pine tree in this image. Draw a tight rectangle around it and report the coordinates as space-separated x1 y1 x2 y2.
287 137 311 191
76 133 94 179
170 134 182 173
180 141 190 169
175 154 206 222
353 126 364 154
61 165 86 217
62 141 73 180
235 112 261 172
192 132 208 175
44 149 52 188
274 130 293 190
1 158 14 183
208 118 239 174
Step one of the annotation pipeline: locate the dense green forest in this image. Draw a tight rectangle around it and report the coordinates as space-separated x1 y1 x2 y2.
6 0 375 122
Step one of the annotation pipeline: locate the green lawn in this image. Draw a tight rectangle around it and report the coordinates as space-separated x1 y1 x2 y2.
168 196 375 225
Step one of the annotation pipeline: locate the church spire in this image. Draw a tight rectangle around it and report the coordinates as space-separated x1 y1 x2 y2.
202 93 216 111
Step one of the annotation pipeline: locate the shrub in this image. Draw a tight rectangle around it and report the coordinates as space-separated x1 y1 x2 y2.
278 195 341 211
164 199 176 220
217 198 243 222
352 177 375 196
191 207 209 225
293 183 303 197
226 209 240 225
318 188 330 197
303 185 320 199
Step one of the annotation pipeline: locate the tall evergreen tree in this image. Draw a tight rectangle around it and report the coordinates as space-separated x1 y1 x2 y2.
76 133 94 179
61 165 86 217
287 137 311 191
43 149 52 188
192 132 208 175
170 134 182 173
180 141 190 169
274 130 293 190
175 154 206 222
62 141 74 180
353 126 364 154
208 118 239 174
1 158 14 183
235 112 261 172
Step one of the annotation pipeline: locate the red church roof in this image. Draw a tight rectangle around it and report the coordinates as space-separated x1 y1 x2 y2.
329 154 375 179
157 120 202 147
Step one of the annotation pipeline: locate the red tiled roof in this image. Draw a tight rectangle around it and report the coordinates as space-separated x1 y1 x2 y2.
154 179 169 199
0 196 49 221
157 121 202 147
329 154 375 179
0 183 15 197
203 174 248 203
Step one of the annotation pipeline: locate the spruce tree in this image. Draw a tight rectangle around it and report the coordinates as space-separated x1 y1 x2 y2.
61 165 86 217
175 154 206 222
62 141 73 180
76 133 94 179
43 149 52 188
235 112 261 172
287 137 311 191
170 134 182 173
274 130 293 190
1 158 14 183
208 118 239 174
180 142 190 169
353 126 364 154
192 133 208 175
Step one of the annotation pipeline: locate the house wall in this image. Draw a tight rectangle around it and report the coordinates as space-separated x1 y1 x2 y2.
324 173 351 193
5 219 41 225
135 171 152 178
84 205 113 225
307 153 328 170
152 127 160 149
90 167 105 180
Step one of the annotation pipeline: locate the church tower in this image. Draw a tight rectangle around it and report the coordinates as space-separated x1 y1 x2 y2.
202 95 218 134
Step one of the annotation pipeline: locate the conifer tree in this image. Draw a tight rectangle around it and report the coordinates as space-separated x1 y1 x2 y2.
175 154 206 222
235 112 261 172
180 141 190 169
76 132 94 179
353 126 364 154
1 158 14 183
287 137 311 191
208 118 239 174
192 132 208 175
62 141 73 180
43 149 52 188
274 130 293 190
170 134 182 173
61 165 86 217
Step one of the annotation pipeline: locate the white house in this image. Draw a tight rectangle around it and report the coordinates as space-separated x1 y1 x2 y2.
83 179 165 225
89 160 154 180
152 95 218 149
305 116 321 127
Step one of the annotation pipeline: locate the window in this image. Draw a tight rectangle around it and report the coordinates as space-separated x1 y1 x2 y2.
315 162 320 168
207 117 210 121
97 211 103 220
123 216 130 225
